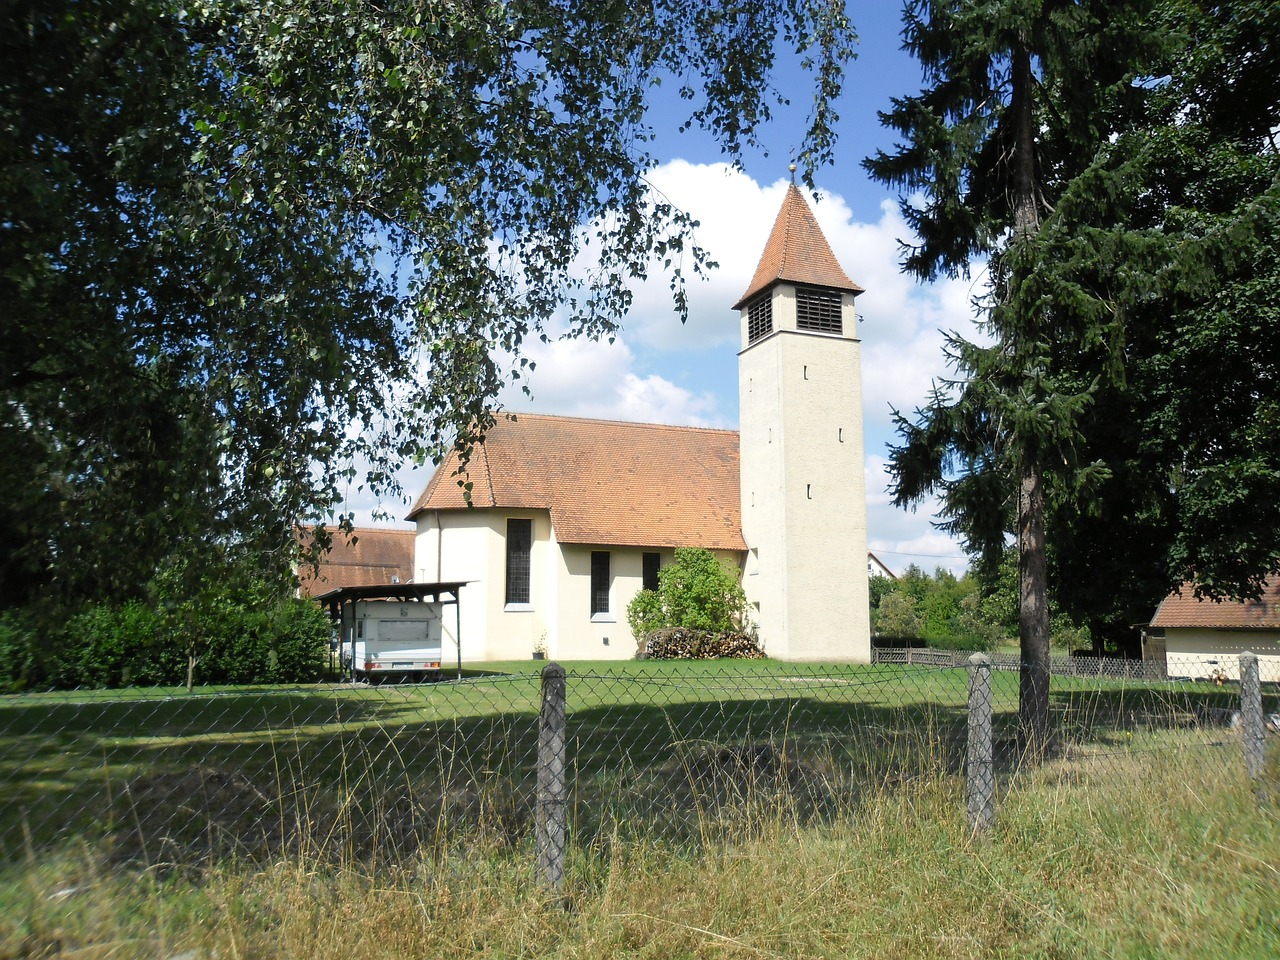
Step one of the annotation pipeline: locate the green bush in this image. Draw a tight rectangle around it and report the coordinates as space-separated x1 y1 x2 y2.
9 595 331 690
657 547 749 635
69 600 175 687
0 611 40 692
627 589 663 648
627 548 755 658
191 599 331 685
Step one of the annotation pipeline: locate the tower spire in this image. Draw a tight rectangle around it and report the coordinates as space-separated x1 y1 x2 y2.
732 183 864 310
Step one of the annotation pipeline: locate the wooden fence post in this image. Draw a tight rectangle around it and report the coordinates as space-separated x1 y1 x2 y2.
967 653 995 834
536 662 567 894
1240 652 1265 784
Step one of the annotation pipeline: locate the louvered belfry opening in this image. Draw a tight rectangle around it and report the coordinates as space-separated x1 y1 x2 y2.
795 287 842 334
747 294 773 344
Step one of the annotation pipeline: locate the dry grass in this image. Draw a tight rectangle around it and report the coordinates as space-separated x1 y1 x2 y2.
4 743 1278 960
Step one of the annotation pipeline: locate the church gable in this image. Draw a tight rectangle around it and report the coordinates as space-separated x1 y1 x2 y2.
409 414 745 552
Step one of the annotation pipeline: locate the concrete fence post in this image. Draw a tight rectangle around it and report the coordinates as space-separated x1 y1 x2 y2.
1240 652 1265 784
535 662 568 894
967 653 995 834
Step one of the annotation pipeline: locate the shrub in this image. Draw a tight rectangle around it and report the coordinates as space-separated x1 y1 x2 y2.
0 610 40 692
69 600 175 687
628 548 756 658
627 589 663 648
657 547 749 635
873 593 923 639
41 595 331 689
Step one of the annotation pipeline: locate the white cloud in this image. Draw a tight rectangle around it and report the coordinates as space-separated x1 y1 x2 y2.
864 456 969 577
344 161 986 571
496 329 722 426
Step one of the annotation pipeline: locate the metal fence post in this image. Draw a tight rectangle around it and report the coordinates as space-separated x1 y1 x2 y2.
967 653 995 833
536 662 567 894
1240 652 1265 784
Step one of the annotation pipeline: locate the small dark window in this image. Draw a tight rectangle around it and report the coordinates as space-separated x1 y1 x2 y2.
505 519 532 605
642 552 661 593
747 295 773 343
591 551 611 616
796 287 843 334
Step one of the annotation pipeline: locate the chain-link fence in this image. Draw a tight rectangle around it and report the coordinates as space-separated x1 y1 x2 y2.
2 654 1276 882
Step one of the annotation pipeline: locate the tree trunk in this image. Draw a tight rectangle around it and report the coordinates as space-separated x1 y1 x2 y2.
1018 459 1051 756
1011 31 1052 757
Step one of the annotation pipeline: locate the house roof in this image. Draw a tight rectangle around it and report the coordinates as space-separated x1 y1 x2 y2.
1150 575 1280 630
868 551 897 580
407 414 746 552
732 183 864 310
297 527 416 598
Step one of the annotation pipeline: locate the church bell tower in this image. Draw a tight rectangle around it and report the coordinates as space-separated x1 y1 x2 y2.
736 178 871 661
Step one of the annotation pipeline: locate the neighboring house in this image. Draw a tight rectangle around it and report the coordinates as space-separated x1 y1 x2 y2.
868 552 897 580
296 527 415 598
1144 575 1280 682
408 182 872 663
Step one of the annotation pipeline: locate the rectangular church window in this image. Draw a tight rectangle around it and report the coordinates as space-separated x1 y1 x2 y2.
642 552 661 592
591 550 611 618
505 518 532 606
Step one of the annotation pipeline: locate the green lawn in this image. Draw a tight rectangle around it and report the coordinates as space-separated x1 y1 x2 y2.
0 659 1259 863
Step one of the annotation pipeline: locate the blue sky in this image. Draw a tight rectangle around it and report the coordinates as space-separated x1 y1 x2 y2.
356 6 984 577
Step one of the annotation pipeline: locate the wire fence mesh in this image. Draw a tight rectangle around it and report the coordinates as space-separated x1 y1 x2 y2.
1 654 1276 875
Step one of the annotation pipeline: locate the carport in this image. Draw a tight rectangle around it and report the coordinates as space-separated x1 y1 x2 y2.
313 581 469 681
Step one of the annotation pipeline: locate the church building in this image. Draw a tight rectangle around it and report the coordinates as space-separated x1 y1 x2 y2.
407 182 871 662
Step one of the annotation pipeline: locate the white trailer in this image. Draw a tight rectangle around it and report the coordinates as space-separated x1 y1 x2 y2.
340 600 443 679
316 582 468 682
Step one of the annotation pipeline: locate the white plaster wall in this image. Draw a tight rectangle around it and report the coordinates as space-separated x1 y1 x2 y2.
554 544 631 660
740 339 789 656
738 285 871 662
550 545 747 660
415 509 555 661
414 510 493 661
483 512 555 661
1164 630 1280 682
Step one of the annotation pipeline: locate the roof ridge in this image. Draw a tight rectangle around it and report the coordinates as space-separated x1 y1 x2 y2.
502 410 738 436
481 432 496 506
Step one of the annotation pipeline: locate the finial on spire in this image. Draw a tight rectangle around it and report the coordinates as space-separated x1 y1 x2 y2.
789 162 797 183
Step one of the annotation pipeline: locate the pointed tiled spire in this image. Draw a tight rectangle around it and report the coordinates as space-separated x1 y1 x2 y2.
732 183 863 310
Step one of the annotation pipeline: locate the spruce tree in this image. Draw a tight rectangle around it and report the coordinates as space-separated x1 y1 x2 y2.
1028 0 1280 619
865 0 1162 750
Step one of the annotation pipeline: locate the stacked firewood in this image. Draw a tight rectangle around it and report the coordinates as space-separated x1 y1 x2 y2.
638 627 765 660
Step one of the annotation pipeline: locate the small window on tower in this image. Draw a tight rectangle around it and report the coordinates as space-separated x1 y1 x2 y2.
796 287 842 334
747 295 773 343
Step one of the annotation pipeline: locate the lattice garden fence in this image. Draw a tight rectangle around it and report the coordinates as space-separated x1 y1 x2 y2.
1 655 1275 887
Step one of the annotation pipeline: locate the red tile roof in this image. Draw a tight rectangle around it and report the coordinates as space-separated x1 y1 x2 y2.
297 527 415 597
408 414 746 552
733 183 864 310
1150 575 1280 629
